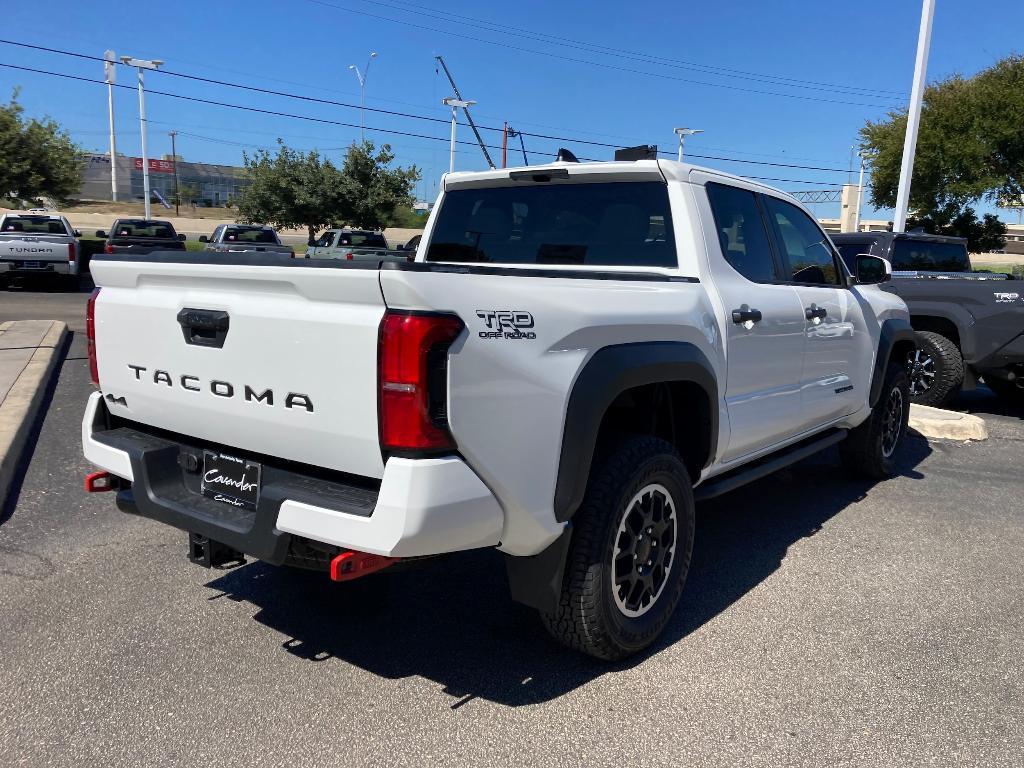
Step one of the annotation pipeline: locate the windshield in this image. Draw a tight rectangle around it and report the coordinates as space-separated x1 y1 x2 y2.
223 227 278 244
426 181 676 267
1 217 69 236
112 221 177 239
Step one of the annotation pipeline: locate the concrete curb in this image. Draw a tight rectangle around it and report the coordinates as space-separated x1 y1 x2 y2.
0 321 69 510
909 403 989 442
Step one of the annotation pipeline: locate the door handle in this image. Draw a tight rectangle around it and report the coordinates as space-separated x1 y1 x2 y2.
805 305 828 321
731 307 763 324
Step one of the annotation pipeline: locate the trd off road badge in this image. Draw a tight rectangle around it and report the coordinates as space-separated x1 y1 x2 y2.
476 310 537 340
993 292 1020 304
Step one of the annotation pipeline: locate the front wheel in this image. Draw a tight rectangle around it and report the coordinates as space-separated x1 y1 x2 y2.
541 435 695 660
907 331 964 407
840 362 910 479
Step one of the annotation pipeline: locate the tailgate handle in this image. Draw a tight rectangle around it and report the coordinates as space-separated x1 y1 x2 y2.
177 308 230 348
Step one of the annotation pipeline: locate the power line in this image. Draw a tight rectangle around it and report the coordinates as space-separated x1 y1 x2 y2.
0 60 848 188
0 39 858 175
304 0 903 109
353 0 908 100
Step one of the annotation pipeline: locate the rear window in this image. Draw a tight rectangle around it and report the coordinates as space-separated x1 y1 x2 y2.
113 221 176 238
426 182 676 267
890 240 969 272
339 232 387 247
224 227 278 244
1 217 69 235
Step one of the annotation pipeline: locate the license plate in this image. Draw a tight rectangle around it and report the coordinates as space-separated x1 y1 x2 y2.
201 451 261 510
21 261 42 269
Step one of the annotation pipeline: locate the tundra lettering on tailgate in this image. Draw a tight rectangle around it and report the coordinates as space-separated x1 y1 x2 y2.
125 364 314 412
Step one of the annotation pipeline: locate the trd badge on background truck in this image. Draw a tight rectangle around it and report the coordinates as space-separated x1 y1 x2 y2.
82 157 913 660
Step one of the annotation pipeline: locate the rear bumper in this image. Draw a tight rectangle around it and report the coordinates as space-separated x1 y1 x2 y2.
81 391 503 561
0 260 74 276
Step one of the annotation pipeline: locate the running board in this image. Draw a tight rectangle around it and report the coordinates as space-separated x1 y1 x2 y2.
694 428 848 502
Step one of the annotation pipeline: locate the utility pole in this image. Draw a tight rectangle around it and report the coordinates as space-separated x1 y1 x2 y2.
169 131 180 216
435 56 495 169
348 52 377 142
442 97 475 173
502 122 508 169
854 151 867 233
893 0 935 232
122 55 163 219
506 126 528 166
103 50 118 202
674 127 704 162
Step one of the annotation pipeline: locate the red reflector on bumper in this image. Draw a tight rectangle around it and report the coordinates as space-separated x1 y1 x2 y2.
85 471 117 492
329 551 399 582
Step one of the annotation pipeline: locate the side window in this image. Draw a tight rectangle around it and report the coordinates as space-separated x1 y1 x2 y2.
705 182 779 283
763 197 841 285
890 240 970 272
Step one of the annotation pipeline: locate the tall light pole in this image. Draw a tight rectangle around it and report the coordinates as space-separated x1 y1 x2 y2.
854 151 867 233
893 0 935 232
348 52 377 142
674 127 704 162
103 50 119 202
442 97 474 174
169 131 180 216
121 55 163 219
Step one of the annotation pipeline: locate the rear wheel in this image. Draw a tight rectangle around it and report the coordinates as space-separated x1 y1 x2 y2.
907 331 964 407
840 361 910 479
541 435 694 660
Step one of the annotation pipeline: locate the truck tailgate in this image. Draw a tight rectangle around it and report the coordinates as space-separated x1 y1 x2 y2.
90 256 387 479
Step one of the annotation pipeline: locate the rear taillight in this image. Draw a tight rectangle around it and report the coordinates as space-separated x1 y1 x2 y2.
378 311 463 455
104 243 114 254
68 243 76 262
86 287 100 385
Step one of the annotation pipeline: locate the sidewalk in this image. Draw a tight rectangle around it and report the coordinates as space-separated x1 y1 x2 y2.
0 320 68 509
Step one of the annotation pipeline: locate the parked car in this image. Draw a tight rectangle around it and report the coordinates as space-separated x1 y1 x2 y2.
305 228 408 262
199 224 294 257
833 231 1024 406
0 213 81 287
82 159 913 660
97 219 186 255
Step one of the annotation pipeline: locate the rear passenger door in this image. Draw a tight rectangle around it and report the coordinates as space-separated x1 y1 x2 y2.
762 196 870 425
700 180 808 462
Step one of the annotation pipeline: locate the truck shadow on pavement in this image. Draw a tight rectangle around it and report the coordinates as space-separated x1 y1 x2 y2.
204 435 931 707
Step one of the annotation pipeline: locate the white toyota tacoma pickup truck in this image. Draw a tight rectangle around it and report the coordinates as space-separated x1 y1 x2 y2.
82 159 914 659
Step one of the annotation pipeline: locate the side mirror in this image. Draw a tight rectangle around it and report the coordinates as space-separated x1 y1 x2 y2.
855 254 892 285
178 233 187 241
198 235 209 243
95 230 107 238
73 229 81 238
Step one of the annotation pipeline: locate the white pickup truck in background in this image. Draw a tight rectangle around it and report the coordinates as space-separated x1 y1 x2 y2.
81 158 914 659
0 213 81 287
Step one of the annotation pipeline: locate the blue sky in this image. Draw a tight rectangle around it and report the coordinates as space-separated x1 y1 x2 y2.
1 0 1021 219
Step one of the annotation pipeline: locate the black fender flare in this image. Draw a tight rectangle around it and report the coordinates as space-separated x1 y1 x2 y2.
553 341 718 523
506 341 717 614
870 317 916 407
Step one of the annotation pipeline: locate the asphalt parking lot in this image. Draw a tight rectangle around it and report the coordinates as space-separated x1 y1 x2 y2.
1 287 1022 767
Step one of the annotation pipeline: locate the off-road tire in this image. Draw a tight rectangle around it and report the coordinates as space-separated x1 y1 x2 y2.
540 435 695 660
840 362 910 479
909 330 964 407
985 375 1024 405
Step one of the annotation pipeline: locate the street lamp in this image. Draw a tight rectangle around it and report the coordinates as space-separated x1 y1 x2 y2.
121 55 163 219
442 97 475 174
674 127 704 162
348 52 377 142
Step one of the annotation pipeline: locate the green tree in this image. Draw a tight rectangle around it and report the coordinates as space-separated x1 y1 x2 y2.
860 54 1023 251
235 139 419 242
335 141 420 230
0 89 82 203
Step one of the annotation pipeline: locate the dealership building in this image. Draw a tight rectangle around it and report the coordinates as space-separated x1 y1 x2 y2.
78 152 250 207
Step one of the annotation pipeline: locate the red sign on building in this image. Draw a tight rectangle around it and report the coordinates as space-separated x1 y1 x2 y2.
132 158 176 174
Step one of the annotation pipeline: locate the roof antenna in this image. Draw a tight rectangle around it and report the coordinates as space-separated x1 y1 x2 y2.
556 147 579 163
